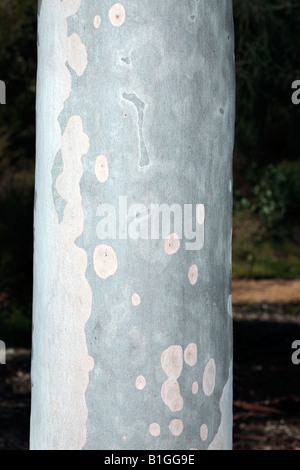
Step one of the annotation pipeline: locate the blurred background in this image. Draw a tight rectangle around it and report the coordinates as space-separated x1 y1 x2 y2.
0 0 300 450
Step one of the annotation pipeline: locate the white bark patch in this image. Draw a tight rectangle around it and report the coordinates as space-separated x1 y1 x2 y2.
161 378 184 412
56 116 89 217
192 381 199 395
93 244 118 279
61 0 82 18
169 419 184 436
51 1 88 222
164 233 180 255
161 345 183 378
109 3 126 27
188 264 198 285
160 345 184 412
93 14 101 29
36 118 91 446
95 154 109 183
200 423 208 442
135 375 146 390
202 358 216 397
184 343 197 367
131 293 141 306
149 423 161 437
67 33 88 77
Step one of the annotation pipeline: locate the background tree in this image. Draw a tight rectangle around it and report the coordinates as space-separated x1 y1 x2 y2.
0 0 36 346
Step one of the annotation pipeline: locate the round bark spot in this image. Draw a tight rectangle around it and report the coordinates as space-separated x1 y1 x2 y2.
109 3 126 27
93 244 118 279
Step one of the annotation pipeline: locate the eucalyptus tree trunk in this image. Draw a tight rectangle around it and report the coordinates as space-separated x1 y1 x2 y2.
30 0 235 450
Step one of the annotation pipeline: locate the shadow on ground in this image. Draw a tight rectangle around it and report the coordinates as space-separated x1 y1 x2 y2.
0 302 299 450
233 303 300 450
0 349 31 450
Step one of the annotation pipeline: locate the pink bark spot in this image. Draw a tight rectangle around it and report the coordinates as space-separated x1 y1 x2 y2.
200 424 208 441
161 345 183 379
149 423 161 437
188 264 198 285
192 381 199 394
202 358 216 396
161 346 184 412
169 419 184 436
62 0 82 18
93 244 118 279
109 3 126 27
95 154 109 183
161 378 184 412
131 293 141 306
184 343 197 367
135 375 146 390
93 15 101 29
164 233 180 255
67 33 88 77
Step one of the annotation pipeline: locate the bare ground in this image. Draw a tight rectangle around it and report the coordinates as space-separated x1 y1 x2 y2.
0 279 299 450
232 278 300 303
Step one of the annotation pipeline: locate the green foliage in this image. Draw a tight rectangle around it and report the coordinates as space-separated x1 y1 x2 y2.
232 211 300 278
0 301 32 348
234 161 300 237
251 165 287 229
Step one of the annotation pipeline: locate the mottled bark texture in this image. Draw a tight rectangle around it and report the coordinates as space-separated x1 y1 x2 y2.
30 0 235 450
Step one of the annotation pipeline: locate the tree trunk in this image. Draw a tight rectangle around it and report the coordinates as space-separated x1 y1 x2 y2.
31 0 235 450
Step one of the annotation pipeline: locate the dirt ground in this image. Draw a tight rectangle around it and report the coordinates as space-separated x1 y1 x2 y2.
0 279 299 450
232 278 300 304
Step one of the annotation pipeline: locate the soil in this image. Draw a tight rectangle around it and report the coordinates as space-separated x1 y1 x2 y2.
232 278 300 303
0 279 299 450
